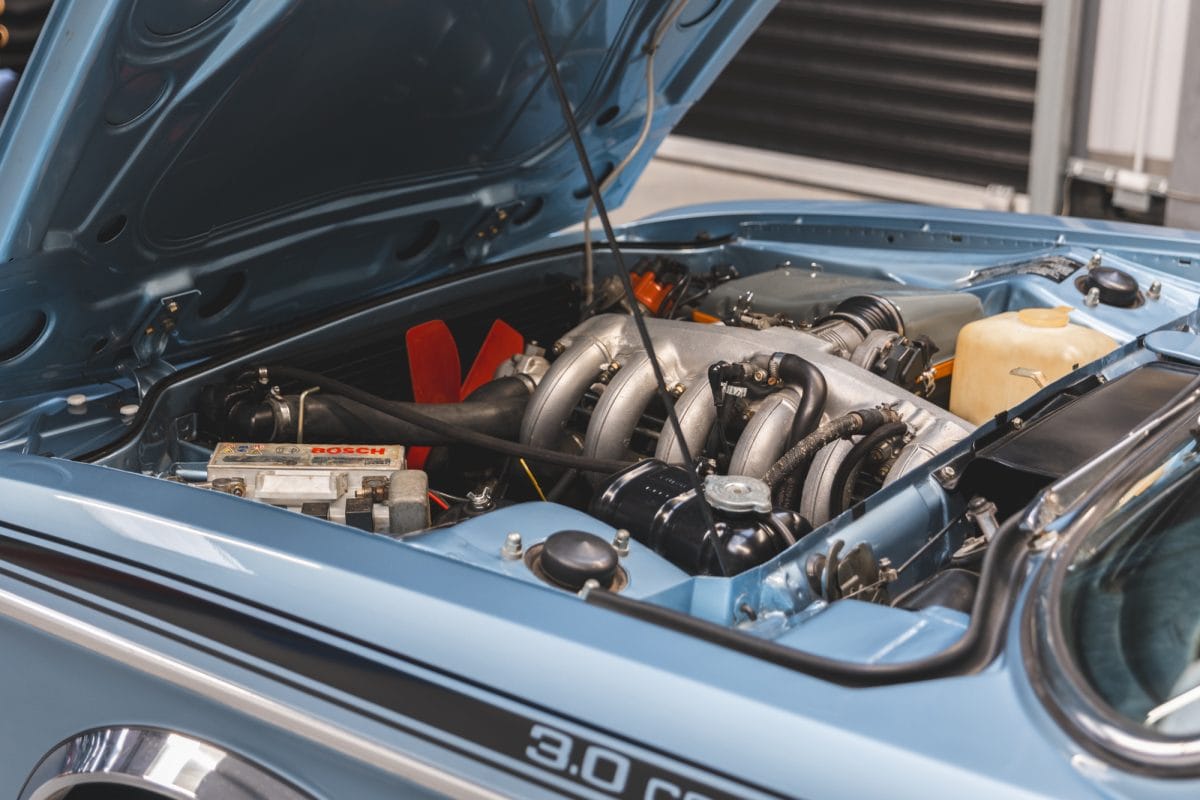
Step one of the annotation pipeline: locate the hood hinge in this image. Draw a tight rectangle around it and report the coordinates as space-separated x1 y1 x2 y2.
119 291 199 398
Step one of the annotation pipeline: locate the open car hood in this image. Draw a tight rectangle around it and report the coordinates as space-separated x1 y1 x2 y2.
0 0 773 398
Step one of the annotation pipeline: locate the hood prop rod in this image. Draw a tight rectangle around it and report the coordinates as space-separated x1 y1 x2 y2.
524 0 727 576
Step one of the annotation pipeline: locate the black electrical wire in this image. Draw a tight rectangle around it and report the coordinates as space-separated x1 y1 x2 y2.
258 366 630 474
524 0 727 574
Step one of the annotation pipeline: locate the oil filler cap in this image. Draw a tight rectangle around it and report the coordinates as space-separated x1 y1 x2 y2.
540 530 618 591
1078 265 1140 307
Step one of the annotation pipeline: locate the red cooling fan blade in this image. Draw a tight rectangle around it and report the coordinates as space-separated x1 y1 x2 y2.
460 319 524 400
405 320 462 468
404 319 524 470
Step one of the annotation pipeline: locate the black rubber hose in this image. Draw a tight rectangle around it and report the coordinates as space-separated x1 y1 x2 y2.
584 512 1029 687
231 376 533 444
258 366 632 474
828 421 909 516
771 353 828 445
762 408 902 491
273 393 530 445
777 475 804 511
546 468 579 503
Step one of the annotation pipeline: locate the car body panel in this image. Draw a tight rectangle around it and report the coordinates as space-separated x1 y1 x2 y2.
0 0 773 398
4 2 1200 797
1 421 1198 797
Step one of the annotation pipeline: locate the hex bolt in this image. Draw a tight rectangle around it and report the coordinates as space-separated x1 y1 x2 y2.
1148 281 1162 300
1084 287 1100 307
937 465 956 482
752 369 767 382
501 532 523 560
613 528 631 556
1088 251 1103 270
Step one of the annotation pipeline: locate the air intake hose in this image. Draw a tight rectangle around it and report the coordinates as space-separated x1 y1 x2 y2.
229 377 531 445
810 295 904 359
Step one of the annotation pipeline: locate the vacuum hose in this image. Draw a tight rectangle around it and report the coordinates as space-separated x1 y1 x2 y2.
769 352 828 445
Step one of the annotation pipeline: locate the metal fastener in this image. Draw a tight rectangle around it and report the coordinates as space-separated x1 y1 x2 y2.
119 403 140 418
937 465 956 482
613 528 630 556
1084 287 1100 307
1011 417 1024 430
467 487 494 511
1148 280 1162 300
211 477 246 497
501 532 523 560
579 578 601 597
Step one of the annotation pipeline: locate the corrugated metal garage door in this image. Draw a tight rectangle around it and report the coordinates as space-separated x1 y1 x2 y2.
1 0 53 72
677 0 1043 192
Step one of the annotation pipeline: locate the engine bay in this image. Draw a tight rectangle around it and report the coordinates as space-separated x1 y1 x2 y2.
58 227 1200 668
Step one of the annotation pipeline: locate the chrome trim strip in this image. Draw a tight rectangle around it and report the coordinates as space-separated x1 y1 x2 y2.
0 586 507 800
21 726 312 800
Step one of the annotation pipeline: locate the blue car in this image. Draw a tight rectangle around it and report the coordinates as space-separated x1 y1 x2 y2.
3 1 1200 798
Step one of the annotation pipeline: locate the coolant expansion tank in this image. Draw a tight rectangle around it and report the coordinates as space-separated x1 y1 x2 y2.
949 306 1118 425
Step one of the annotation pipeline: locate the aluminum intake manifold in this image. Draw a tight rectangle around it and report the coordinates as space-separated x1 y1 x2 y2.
520 314 970 487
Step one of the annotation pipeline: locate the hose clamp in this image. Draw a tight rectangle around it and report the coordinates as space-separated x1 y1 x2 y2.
767 353 785 380
268 389 292 441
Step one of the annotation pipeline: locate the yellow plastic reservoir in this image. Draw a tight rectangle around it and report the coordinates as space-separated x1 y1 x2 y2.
949 306 1118 425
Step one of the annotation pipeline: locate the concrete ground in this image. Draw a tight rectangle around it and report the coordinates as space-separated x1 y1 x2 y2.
610 153 861 225
600 136 1024 227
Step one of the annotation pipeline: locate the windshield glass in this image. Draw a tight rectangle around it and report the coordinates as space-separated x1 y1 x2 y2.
1059 435 1200 735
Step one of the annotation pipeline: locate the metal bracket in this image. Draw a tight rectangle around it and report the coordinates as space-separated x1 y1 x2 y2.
132 291 199 366
120 291 200 398
117 359 175 399
1010 367 1048 388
